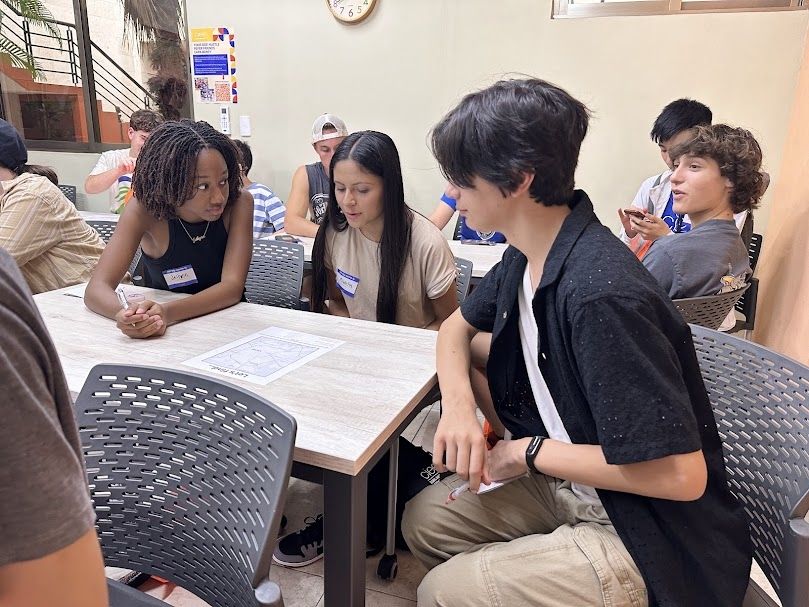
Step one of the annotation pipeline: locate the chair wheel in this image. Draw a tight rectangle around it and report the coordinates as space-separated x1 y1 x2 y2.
377 554 398 580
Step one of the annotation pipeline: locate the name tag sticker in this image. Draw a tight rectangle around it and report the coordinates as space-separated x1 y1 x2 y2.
335 268 360 298
163 264 198 289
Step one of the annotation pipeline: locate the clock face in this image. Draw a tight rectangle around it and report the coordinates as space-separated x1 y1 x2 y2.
327 0 377 24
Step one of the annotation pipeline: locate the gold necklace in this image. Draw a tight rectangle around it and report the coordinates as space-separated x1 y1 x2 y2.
178 218 210 243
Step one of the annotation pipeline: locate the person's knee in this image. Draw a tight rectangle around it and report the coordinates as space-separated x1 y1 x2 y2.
417 562 471 607
402 485 451 569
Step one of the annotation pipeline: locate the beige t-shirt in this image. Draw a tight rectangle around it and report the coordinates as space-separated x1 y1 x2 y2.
325 212 456 328
0 173 105 294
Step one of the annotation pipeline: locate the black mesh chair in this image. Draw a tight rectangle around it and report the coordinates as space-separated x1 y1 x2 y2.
59 184 77 204
75 364 296 607
245 240 306 309
748 232 764 273
455 257 473 304
691 326 809 607
87 219 118 244
86 220 143 285
452 215 463 240
673 283 749 330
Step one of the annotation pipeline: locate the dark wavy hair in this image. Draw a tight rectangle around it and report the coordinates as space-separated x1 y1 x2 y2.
431 78 590 207
669 124 765 214
132 120 242 220
311 131 413 324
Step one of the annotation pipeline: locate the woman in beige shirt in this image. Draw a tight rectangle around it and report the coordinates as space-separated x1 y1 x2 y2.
275 130 459 568
310 130 458 329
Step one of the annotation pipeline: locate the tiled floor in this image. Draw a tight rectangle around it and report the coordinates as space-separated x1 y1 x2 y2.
125 403 784 606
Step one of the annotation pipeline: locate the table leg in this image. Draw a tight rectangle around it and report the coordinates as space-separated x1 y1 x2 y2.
323 469 367 607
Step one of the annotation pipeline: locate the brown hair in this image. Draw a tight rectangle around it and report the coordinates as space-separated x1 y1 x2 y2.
669 124 765 214
129 109 164 133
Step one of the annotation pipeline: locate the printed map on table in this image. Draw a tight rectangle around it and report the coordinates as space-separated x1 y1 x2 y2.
183 326 343 385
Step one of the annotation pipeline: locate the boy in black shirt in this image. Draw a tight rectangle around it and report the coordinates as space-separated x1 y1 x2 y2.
401 79 751 607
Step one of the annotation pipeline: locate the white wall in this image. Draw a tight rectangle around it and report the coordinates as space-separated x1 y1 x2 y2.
185 0 808 236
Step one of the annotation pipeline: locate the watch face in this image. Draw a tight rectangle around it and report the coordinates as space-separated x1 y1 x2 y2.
328 0 376 23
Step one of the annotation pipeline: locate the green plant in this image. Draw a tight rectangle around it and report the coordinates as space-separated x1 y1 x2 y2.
0 0 60 78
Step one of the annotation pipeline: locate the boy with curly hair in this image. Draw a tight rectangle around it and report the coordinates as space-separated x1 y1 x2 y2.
642 124 764 299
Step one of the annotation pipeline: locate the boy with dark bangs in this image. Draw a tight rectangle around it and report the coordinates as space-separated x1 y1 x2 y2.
402 78 751 607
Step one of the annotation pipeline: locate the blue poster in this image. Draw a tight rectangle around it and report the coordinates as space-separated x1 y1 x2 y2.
193 54 229 76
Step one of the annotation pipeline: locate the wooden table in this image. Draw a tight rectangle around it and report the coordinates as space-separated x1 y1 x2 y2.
272 234 507 282
34 285 439 606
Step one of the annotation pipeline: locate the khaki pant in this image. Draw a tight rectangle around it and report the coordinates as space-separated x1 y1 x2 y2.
402 474 648 607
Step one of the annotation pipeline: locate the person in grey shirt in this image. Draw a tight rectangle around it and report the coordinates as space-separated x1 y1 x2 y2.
643 124 764 299
0 248 107 607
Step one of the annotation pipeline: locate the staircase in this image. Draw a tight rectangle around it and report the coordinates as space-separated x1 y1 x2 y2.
0 0 156 143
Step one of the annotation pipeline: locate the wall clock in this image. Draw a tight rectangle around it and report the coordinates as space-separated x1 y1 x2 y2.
326 0 377 24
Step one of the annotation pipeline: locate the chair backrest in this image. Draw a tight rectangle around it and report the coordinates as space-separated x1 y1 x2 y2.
749 232 764 273
734 276 759 332
87 219 118 244
452 215 463 240
127 247 144 286
690 327 809 607
58 184 77 204
673 283 749 330
75 364 296 607
455 257 473 304
245 240 305 309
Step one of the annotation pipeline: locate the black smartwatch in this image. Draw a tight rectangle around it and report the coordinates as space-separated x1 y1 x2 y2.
525 435 547 473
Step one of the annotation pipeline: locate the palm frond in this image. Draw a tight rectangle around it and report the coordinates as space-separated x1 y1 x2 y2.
2 0 61 41
0 35 42 77
120 0 185 46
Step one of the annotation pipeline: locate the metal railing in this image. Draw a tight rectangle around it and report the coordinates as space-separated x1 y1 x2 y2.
0 0 154 119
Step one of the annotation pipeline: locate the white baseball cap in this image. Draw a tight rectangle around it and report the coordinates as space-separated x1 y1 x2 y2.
311 113 348 143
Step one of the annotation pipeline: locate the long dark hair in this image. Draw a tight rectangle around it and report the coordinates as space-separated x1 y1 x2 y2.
311 130 413 324
1 162 59 185
132 119 242 220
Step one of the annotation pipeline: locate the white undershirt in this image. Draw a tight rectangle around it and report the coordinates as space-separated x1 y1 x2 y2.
518 265 601 506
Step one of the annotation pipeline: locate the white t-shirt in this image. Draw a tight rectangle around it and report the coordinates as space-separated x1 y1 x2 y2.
324 212 457 328
89 148 133 213
518 264 601 506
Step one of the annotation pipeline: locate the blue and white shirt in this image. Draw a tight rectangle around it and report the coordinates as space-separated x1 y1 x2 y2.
441 194 506 243
247 182 285 239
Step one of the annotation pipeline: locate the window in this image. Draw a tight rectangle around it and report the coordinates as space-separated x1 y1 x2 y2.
553 0 806 18
0 0 191 151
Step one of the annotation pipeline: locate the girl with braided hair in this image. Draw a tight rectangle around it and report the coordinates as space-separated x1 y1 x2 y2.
85 119 253 339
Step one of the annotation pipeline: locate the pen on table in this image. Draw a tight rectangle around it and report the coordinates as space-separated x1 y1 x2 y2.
115 286 136 327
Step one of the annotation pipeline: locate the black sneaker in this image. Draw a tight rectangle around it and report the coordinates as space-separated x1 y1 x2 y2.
272 514 324 567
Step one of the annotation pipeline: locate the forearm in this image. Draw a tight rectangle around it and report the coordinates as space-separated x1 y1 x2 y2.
436 312 477 412
532 438 707 501
84 279 126 319
163 280 243 324
84 169 119 194
325 297 349 317
284 213 319 237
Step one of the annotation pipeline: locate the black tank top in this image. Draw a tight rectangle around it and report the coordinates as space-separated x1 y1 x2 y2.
141 217 228 294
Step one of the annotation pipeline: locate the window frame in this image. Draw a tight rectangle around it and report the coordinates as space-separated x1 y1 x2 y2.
0 0 192 153
553 0 806 18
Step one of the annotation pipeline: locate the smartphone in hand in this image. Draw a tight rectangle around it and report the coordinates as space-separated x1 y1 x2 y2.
622 208 647 220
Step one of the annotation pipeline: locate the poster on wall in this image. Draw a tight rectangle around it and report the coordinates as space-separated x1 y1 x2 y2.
190 27 238 104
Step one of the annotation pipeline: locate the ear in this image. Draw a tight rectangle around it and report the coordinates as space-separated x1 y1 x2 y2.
127 127 135 140
724 176 734 191
509 172 535 198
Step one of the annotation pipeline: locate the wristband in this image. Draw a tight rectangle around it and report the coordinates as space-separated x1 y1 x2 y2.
525 435 547 474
